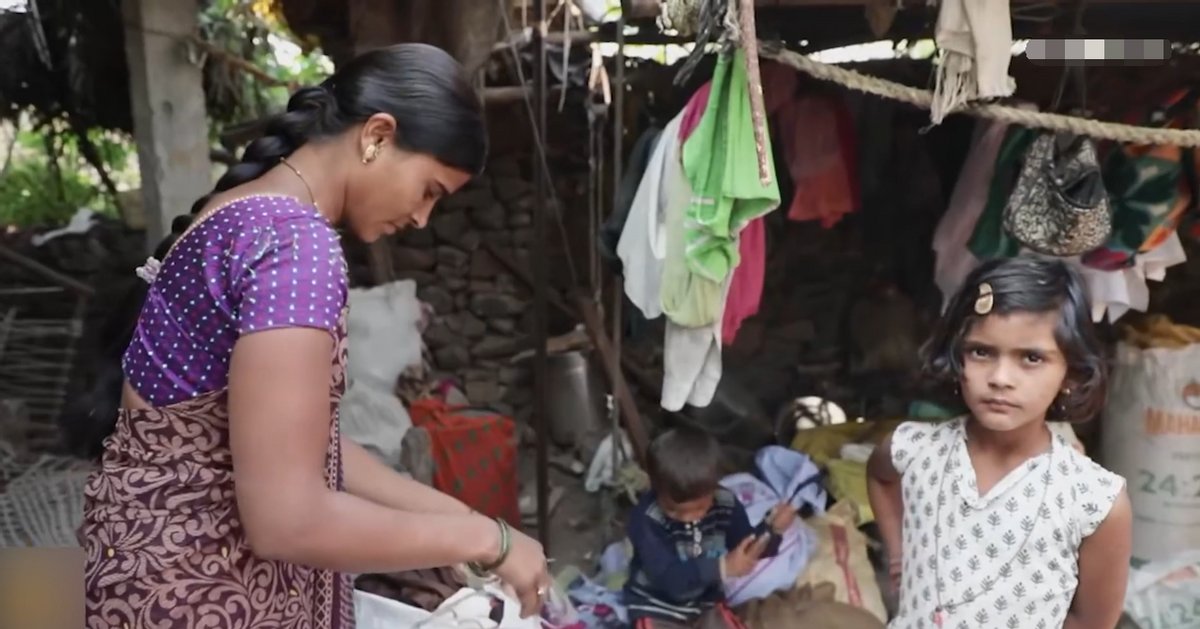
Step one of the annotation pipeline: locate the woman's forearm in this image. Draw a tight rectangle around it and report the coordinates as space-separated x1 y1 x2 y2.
342 436 472 514
249 487 497 573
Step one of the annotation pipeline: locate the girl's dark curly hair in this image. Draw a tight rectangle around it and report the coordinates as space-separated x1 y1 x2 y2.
920 256 1107 423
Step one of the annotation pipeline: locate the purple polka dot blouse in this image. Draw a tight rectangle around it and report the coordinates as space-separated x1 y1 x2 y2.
123 195 349 406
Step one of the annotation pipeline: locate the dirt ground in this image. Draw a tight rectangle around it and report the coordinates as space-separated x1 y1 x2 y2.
517 454 624 571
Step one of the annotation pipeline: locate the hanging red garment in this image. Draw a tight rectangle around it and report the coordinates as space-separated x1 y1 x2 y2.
407 399 520 525
777 94 860 228
760 60 800 116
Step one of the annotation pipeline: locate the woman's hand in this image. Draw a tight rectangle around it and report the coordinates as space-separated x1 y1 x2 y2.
491 527 551 618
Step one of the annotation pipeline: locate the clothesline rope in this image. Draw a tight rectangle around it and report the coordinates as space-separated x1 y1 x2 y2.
761 45 1200 147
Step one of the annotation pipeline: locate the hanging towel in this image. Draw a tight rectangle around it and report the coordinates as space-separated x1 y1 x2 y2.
616 113 685 321
930 0 1015 124
679 49 781 284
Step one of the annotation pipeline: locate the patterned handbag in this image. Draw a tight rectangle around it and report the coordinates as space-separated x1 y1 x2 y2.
1001 132 1112 257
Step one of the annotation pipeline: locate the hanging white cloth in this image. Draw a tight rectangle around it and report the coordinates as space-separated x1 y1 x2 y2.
1073 232 1188 323
930 0 1015 124
658 135 731 412
617 113 685 321
941 231 1188 325
662 295 727 411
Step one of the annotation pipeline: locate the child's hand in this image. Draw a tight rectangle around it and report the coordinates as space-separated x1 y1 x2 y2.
768 502 796 534
723 534 771 578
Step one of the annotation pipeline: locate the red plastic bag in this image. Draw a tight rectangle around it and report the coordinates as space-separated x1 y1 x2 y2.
408 398 520 525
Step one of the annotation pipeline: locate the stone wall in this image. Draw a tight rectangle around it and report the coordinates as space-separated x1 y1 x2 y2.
345 155 543 420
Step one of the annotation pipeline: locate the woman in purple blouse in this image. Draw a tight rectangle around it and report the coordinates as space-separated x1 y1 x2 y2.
75 43 551 629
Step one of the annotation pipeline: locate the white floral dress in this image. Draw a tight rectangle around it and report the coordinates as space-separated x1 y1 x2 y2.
888 418 1124 629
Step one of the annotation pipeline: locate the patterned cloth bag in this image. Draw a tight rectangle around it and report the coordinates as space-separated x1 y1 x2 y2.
1001 132 1112 257
408 398 520 525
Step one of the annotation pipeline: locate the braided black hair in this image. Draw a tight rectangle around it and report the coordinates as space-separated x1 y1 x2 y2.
59 43 486 458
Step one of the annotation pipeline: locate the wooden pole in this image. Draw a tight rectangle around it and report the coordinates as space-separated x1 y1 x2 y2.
739 0 772 186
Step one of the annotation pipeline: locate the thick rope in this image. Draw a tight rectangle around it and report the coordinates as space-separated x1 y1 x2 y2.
762 45 1200 146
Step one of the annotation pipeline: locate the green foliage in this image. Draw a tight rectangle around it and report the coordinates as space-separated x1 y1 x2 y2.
0 0 332 227
0 160 105 228
0 122 131 227
199 0 333 129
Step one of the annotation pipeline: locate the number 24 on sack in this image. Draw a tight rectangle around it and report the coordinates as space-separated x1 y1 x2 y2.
408 399 521 525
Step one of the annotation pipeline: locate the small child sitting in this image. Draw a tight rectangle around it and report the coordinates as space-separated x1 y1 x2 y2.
625 427 796 629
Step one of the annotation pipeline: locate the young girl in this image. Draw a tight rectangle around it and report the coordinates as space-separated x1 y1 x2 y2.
867 256 1131 629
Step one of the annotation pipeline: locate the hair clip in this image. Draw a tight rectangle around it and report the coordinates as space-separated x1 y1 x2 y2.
135 257 162 285
974 282 994 315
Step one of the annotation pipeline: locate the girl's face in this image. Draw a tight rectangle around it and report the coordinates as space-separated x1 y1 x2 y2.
959 311 1069 432
343 115 472 242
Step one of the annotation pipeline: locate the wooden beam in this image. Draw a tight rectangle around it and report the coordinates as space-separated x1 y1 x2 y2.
481 85 565 104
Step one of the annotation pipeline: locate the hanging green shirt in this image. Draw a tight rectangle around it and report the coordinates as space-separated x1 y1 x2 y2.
661 50 780 328
680 49 781 283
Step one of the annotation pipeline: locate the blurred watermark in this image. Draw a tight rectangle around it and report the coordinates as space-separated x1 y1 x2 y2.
1025 39 1171 66
0 547 84 629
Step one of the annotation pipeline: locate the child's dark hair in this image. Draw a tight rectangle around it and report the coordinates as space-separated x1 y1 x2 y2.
921 256 1107 423
646 426 723 503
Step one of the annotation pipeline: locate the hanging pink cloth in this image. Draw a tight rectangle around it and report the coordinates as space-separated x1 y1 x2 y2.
777 94 859 228
679 81 712 141
721 217 765 344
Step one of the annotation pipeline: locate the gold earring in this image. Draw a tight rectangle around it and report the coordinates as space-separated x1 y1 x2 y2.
362 143 379 164
974 282 994 315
